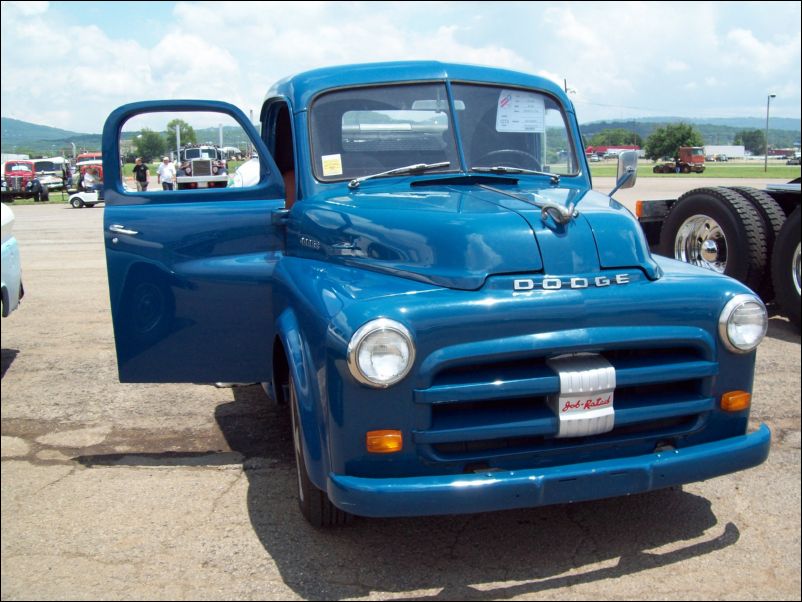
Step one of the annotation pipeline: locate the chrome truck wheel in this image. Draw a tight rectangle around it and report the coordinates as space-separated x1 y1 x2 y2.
660 187 767 292
674 214 728 273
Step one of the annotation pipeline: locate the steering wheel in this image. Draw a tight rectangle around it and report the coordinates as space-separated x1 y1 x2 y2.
475 149 541 171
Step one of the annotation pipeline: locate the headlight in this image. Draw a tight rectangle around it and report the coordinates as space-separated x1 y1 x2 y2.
718 294 767 353
347 318 415 387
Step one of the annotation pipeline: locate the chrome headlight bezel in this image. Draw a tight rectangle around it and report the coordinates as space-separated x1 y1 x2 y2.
718 294 768 353
347 318 415 388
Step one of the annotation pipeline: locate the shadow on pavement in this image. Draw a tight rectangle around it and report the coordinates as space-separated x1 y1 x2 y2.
74 384 739 600
1 348 19 379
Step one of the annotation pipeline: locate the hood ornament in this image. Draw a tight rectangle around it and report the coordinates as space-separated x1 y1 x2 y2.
540 202 577 225
478 184 578 225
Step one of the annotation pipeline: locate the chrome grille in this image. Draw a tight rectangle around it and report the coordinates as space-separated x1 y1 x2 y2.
191 159 212 176
412 345 718 466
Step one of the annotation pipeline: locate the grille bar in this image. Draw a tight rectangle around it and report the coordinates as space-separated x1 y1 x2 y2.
413 393 713 445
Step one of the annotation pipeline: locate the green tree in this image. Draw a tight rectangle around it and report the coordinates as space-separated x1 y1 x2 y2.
589 128 643 147
644 123 704 161
734 129 766 155
133 129 166 162
165 118 197 152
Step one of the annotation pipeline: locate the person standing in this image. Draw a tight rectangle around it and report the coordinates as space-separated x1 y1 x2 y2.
133 157 150 191
157 156 176 191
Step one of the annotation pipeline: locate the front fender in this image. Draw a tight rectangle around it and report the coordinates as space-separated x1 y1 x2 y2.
275 308 329 490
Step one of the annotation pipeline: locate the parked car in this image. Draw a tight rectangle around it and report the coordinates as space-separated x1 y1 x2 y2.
787 156 800 166
1 203 24 317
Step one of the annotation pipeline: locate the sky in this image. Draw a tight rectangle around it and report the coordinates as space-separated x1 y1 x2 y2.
1 0 800 134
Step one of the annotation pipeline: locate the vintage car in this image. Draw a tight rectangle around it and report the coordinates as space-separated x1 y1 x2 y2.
1 161 50 202
101 62 770 527
1 202 24 317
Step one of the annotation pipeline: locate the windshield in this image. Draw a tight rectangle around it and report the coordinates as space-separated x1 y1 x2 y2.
34 161 58 172
184 147 220 160
310 83 460 181
451 83 577 175
309 82 578 182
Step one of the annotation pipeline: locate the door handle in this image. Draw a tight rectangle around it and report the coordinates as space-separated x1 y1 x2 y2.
109 224 139 235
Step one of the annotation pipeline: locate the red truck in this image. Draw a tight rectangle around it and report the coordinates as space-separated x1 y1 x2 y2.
1 161 49 201
653 146 706 174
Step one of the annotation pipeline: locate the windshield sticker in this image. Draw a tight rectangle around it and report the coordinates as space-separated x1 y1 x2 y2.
322 154 343 177
496 90 545 133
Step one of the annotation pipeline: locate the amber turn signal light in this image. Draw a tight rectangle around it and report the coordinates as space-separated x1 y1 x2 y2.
366 430 403 453
721 390 751 412
635 200 644 218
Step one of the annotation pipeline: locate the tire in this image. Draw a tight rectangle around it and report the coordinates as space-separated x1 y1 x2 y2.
659 187 768 291
681 165 691 174
728 187 787 299
771 207 801 328
289 376 352 528
70 197 84 208
653 165 662 174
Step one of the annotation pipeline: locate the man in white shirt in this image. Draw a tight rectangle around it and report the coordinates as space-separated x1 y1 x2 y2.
157 156 176 190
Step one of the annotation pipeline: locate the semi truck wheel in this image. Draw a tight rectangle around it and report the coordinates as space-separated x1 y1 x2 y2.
659 187 767 291
771 207 801 328
289 376 352 528
728 187 786 299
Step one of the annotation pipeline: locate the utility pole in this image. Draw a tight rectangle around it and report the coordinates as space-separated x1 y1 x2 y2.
764 94 776 172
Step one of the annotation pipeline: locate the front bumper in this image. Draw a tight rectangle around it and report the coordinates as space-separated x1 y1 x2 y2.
328 423 770 517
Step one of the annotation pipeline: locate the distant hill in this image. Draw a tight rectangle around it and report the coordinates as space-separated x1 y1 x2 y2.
4 114 800 157
592 116 801 132
1 117 253 157
1 117 100 155
579 119 800 149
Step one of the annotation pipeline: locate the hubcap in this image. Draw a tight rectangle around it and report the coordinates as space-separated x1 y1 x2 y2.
675 215 728 273
793 242 801 297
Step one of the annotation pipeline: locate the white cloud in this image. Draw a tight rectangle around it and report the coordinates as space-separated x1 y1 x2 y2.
6 1 48 16
666 60 689 73
724 28 801 76
0 1 799 132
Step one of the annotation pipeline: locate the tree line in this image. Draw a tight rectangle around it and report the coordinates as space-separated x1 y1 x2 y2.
132 119 198 162
587 124 784 160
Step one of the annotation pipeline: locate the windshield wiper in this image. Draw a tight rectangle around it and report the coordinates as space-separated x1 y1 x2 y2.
471 166 560 185
348 162 450 189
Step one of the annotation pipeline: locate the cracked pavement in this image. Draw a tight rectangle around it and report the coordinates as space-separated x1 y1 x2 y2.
2 198 800 600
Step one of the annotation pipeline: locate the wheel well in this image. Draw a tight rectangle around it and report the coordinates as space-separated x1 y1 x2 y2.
273 337 289 405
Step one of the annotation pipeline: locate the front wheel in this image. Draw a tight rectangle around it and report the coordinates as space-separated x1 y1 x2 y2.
771 208 801 328
70 196 84 208
289 376 352 527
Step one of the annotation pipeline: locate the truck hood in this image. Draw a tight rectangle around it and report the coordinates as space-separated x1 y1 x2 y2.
292 180 660 290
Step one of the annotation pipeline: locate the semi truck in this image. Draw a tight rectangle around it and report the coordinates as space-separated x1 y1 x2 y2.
652 146 706 174
101 62 770 527
637 180 801 327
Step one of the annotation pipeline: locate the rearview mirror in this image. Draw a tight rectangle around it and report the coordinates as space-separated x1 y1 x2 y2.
610 150 638 195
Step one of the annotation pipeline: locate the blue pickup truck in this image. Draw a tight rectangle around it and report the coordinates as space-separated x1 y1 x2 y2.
102 62 770 527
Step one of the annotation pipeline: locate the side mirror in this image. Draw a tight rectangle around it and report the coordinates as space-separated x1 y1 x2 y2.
610 150 638 196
